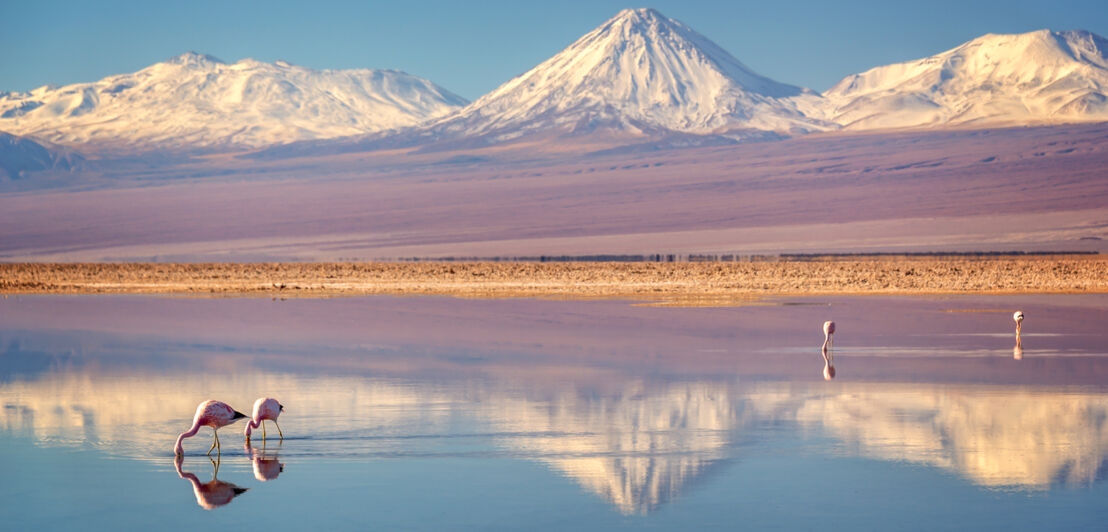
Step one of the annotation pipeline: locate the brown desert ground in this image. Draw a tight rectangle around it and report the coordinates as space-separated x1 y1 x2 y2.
3 255 1105 303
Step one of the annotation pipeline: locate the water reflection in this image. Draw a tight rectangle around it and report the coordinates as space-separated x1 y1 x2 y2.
4 367 1107 513
480 381 739 515
822 350 836 380
246 441 285 482
3 295 1108 517
791 386 1108 488
173 455 248 509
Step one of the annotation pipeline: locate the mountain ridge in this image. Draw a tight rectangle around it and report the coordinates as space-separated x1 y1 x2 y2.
4 12 1108 160
0 52 467 153
819 29 1108 129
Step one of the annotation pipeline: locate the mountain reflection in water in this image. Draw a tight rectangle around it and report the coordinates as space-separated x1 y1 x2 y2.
2 294 1107 516
3 367 1107 514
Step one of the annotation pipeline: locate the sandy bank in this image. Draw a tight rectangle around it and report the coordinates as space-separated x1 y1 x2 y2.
2 256 1105 303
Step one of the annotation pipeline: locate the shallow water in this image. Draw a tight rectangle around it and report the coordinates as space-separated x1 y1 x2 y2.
2 294 1107 529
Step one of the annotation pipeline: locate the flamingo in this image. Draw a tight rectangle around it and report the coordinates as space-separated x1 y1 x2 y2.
174 400 247 457
244 397 284 442
174 456 248 509
1013 310 1025 359
822 320 836 352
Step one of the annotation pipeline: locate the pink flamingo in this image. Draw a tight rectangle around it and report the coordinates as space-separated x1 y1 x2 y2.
174 400 247 457
244 397 285 442
1013 310 1025 359
822 320 836 352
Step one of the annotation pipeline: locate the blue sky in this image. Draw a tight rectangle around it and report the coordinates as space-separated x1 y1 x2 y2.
3 0 1106 99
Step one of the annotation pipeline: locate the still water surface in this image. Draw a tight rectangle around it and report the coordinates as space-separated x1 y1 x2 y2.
2 294 1107 529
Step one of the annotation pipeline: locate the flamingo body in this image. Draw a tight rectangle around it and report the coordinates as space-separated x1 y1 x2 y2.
174 400 246 456
1013 311 1024 332
244 397 284 441
822 320 836 351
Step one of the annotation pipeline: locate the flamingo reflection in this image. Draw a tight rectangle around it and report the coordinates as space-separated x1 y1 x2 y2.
245 440 285 482
822 320 836 380
822 349 836 380
173 455 248 509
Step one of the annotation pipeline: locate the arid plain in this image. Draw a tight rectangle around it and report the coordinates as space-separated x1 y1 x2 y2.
2 123 1107 263
3 256 1107 301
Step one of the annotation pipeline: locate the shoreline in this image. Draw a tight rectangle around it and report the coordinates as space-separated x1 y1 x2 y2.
2 256 1106 303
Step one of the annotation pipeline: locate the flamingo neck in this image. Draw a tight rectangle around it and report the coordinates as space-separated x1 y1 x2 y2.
175 420 203 455
244 418 260 438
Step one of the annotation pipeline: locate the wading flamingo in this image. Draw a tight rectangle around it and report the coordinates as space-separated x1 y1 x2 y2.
244 397 284 442
822 321 836 352
174 455 248 509
174 400 247 457
1013 310 1025 360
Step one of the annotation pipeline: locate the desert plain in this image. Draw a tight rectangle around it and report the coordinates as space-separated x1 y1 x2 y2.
2 255 1105 302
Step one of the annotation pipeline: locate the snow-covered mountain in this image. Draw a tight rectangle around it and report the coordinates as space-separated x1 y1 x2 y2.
413 8 832 145
0 132 81 179
820 30 1108 129
0 52 466 152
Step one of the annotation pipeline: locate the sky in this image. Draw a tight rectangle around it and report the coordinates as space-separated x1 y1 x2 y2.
3 0 1107 100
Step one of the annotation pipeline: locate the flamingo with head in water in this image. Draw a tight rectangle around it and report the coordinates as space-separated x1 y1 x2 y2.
244 397 285 442
822 321 836 352
1013 311 1024 335
174 400 247 457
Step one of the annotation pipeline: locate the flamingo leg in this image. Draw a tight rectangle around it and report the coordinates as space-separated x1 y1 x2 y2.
208 428 222 456
275 420 283 440
262 420 267 440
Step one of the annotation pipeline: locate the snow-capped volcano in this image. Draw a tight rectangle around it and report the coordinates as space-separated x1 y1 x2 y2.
0 52 467 152
821 29 1108 129
419 8 831 143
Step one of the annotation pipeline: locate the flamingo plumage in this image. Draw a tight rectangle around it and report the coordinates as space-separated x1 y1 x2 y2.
174 400 247 457
244 397 285 442
822 321 836 352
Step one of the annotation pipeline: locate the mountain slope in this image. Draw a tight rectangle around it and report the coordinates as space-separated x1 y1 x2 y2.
410 8 832 146
0 52 466 153
0 132 82 179
821 30 1108 129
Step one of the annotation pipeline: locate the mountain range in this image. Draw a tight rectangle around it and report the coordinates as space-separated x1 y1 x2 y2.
2 8 1107 157
0 52 466 153
821 29 1108 129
